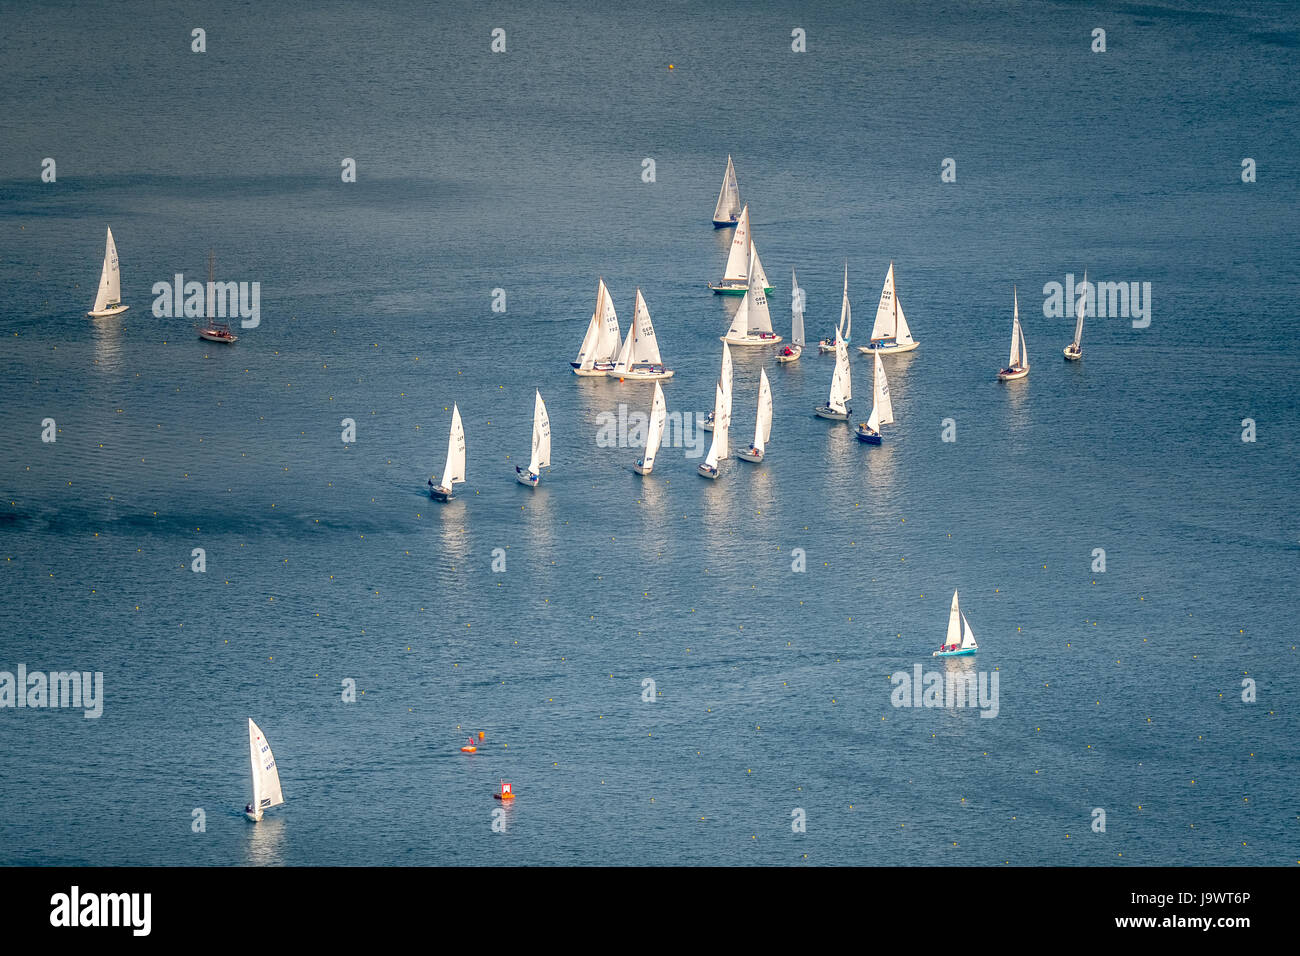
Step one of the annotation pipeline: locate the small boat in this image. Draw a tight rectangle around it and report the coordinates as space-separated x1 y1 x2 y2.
997 287 1030 381
722 246 782 346
819 262 851 352
711 155 743 228
778 268 805 362
859 261 919 355
933 590 979 657
633 381 667 475
572 277 623 376
86 226 129 318
494 780 516 801
429 404 466 501
855 349 893 444
1064 269 1085 361
698 381 729 479
737 368 772 462
460 736 478 754
515 390 551 486
196 251 237 344
608 289 674 380
244 718 285 822
815 280 854 420
709 205 774 294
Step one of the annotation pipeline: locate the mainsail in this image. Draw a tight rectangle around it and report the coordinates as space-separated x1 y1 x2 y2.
1073 271 1087 348
705 382 729 468
866 350 894 434
91 227 122 313
752 368 773 455
528 390 551 473
712 155 742 223
248 718 285 812
441 404 466 489
612 290 664 373
828 338 851 413
721 206 751 283
643 382 667 470
791 268 805 346
870 262 913 345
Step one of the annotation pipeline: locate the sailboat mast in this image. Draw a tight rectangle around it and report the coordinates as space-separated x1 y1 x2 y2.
207 249 215 320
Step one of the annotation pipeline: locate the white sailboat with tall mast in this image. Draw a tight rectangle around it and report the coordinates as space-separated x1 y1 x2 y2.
933 590 979 657
819 262 851 353
633 381 667 475
1064 269 1086 360
855 350 894 444
860 261 919 355
815 335 852 421
703 340 732 432
711 155 742 228
515 390 551 486
778 267 805 362
737 368 773 462
244 718 285 822
197 250 237 343
721 246 782 346
608 289 674 380
86 226 129 318
709 205 774 295
698 382 729 479
429 404 466 501
572 277 623 376
997 287 1030 381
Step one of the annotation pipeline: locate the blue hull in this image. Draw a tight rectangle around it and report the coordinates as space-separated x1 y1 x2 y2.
856 430 882 444
932 647 977 657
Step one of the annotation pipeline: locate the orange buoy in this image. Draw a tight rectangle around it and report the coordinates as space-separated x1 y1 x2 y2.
461 735 477 754
494 780 515 800
478 731 485 741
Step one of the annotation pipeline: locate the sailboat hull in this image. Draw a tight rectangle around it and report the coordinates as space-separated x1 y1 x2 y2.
632 462 653 475
776 346 802 363
710 282 772 296
1063 346 1082 360
697 464 720 479
611 367 675 381
515 468 540 487
855 427 882 444
721 333 782 346
430 486 453 502
573 366 614 377
932 647 977 658
244 810 263 822
818 340 838 353
997 367 1029 381
87 304 129 319
859 340 919 355
712 218 739 229
735 449 763 462
814 405 850 421
198 328 238 343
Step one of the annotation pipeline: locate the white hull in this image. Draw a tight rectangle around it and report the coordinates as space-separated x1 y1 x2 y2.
859 340 919 355
697 464 720 479
997 367 1029 381
87 304 129 319
515 468 540 486
736 448 764 462
573 366 613 377
814 405 850 421
1063 345 1082 360
720 333 782 346
632 462 653 475
776 346 802 363
611 368 675 381
199 329 238 343
245 810 263 823
818 340 838 354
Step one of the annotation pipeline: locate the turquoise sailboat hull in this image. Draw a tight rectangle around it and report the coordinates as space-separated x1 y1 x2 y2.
932 647 977 658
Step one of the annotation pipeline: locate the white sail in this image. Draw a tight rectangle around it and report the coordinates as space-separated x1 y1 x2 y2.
725 292 750 341
91 226 122 313
752 368 772 455
945 591 963 648
705 382 729 468
790 268 805 346
721 206 751 282
866 349 894 433
870 262 897 342
612 290 664 373
1008 290 1025 368
750 240 771 292
248 718 285 812
712 155 741 223
828 339 851 413
1073 270 1086 347
643 382 666 470
575 313 601 370
746 246 774 334
528 390 551 473
720 342 733 423
893 274 915 346
959 611 978 649
598 278 622 360
440 404 466 489
839 262 852 343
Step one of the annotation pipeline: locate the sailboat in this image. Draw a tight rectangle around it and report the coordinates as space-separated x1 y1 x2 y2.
703 341 732 432
859 261 918 355
933 590 979 657
737 368 773 462
708 205 774 295
197 250 237 344
1064 269 1085 360
86 226 129 318
997 287 1029 381
815 336 852 421
711 155 742 228
721 246 782 346
429 404 466 501
608 289 674 380
244 718 285 822
572 277 623 375
855 349 894 444
515 390 551 486
698 382 729 479
778 268 804 362
819 262 851 352
633 381 667 475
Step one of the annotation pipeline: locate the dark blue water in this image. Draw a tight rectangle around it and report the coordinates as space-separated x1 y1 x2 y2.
1 0 1297 865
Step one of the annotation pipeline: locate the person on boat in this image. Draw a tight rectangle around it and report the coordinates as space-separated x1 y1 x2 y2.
245 803 255 815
